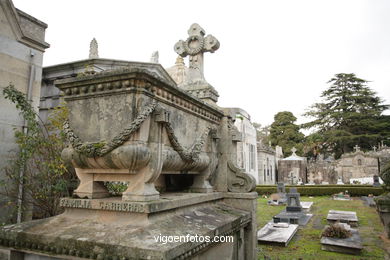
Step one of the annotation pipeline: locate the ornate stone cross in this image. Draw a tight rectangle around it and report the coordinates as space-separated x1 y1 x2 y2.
174 23 220 84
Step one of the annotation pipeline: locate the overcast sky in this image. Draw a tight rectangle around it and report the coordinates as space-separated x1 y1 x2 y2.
13 0 390 128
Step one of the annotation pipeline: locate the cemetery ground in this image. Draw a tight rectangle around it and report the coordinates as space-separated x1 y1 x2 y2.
256 196 390 259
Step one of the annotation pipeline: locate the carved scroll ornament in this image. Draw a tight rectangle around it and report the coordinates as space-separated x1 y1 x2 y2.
227 160 256 193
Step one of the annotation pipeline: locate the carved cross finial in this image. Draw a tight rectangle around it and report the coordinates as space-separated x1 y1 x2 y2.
354 145 360 152
291 147 297 155
89 38 99 59
373 146 377 152
174 23 220 83
150 51 159 63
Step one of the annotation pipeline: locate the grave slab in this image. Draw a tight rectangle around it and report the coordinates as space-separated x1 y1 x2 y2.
300 201 313 211
273 210 313 226
327 210 358 227
257 222 298 246
321 224 362 255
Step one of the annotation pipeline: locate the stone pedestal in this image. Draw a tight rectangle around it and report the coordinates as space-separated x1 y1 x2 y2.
375 194 390 238
0 192 257 260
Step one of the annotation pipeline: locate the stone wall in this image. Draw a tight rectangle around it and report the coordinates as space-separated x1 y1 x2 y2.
0 0 48 222
232 108 258 184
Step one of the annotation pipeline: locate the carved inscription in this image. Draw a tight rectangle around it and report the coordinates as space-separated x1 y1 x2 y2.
99 202 145 212
60 199 146 212
60 199 92 209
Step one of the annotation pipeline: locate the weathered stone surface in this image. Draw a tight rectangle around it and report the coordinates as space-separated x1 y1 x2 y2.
327 210 358 227
0 0 49 223
257 222 298 246
0 193 252 260
174 23 220 104
321 224 362 255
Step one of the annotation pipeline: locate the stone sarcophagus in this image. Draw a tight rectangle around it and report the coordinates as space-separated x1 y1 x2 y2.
57 64 225 201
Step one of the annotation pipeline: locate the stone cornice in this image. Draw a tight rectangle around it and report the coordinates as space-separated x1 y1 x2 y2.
55 67 224 124
0 0 49 51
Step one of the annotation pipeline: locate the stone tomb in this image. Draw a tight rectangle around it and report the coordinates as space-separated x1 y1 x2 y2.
257 222 298 247
321 223 362 255
0 24 258 260
273 188 312 225
327 210 358 227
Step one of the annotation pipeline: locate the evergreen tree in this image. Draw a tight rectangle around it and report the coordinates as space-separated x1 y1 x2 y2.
303 73 389 158
269 111 304 156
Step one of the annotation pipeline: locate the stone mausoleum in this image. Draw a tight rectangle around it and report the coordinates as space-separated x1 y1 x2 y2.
0 23 258 260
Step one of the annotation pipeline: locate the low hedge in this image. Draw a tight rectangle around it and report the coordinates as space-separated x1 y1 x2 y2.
255 185 384 196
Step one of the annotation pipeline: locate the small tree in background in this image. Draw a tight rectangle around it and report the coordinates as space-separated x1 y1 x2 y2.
1 85 75 222
253 122 271 145
269 111 304 156
303 73 389 158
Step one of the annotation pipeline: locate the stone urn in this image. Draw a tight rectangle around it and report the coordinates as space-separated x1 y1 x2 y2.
374 159 390 238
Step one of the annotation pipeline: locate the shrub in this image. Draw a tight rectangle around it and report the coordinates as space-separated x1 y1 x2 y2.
1 85 76 222
256 185 384 196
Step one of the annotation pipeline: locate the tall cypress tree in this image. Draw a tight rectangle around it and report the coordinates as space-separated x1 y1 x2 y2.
303 73 389 158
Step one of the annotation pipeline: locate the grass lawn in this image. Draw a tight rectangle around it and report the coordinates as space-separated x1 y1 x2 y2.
256 196 389 259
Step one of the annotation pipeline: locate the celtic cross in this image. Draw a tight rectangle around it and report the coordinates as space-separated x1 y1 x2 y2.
174 23 220 83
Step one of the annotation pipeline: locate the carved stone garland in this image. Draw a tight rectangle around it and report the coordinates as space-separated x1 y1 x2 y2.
164 122 211 163
63 100 158 157
64 100 213 163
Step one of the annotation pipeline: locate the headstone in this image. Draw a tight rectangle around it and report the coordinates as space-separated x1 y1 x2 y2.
373 175 380 187
286 188 302 212
257 221 299 246
321 223 362 255
273 188 312 225
327 210 358 227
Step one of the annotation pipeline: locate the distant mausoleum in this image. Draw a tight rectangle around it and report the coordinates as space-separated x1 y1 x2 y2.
278 148 308 184
308 144 389 184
